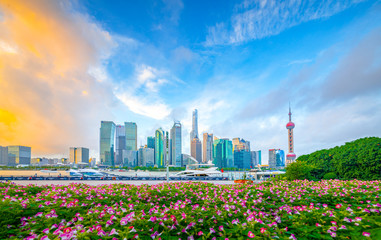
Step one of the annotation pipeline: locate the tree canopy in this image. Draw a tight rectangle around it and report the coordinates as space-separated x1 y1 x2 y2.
286 137 381 180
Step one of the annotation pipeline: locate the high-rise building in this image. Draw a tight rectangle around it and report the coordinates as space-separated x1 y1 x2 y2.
69 147 89 164
286 105 296 165
115 125 126 165
0 146 8 166
251 150 262 166
269 149 285 169
190 109 198 150
213 138 233 169
232 138 250 151
122 150 138 167
170 121 182 167
203 133 213 163
191 137 202 163
7 146 31 165
234 150 252 169
138 147 155 167
155 128 165 167
125 122 137 151
100 121 116 166
147 137 155 149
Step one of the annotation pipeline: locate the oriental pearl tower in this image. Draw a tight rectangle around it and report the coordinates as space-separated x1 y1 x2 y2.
286 104 296 165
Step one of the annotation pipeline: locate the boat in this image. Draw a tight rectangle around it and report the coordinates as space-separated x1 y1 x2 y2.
173 162 221 177
68 169 105 176
40 169 58 173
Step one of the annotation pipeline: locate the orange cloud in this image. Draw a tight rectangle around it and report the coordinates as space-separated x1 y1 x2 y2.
0 0 116 156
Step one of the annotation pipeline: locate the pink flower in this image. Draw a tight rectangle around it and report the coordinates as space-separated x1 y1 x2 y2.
42 228 49 234
110 228 118 235
260 228 267 234
198 231 203 236
63 227 72 233
219 226 224 231
316 223 321 227
210 228 215 234
362 232 371 237
335 204 342 208
248 231 255 238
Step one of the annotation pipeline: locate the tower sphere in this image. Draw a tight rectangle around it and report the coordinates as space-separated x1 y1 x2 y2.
286 121 295 129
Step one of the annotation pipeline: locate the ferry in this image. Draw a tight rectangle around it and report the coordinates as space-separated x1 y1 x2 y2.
173 162 221 177
68 169 105 176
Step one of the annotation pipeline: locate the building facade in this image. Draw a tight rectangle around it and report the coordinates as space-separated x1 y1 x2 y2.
147 137 155 149
100 121 116 166
232 138 250 151
69 147 89 164
155 128 165 167
138 147 155 167
269 149 285 169
7 146 31 165
125 122 137 151
213 138 233 169
250 150 262 166
115 125 126 166
286 106 296 165
122 150 138 167
0 146 8 166
234 150 252 169
170 121 182 167
190 109 199 152
202 133 213 163
191 137 202 163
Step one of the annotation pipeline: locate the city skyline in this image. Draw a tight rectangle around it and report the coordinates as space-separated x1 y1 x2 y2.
0 0 380 164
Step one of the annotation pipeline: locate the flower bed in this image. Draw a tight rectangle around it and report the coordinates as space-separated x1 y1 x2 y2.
0 180 380 239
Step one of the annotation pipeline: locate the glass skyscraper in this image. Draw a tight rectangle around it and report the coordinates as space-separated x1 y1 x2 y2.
7 146 31 165
100 121 115 166
155 128 165 168
203 133 213 163
234 150 252 169
170 121 182 167
147 136 155 149
115 125 126 165
213 138 233 169
125 122 137 151
69 147 89 164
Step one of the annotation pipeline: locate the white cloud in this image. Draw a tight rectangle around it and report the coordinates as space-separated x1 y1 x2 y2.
116 92 171 120
206 0 366 45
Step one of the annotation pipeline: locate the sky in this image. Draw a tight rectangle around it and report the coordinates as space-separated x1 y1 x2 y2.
0 0 381 164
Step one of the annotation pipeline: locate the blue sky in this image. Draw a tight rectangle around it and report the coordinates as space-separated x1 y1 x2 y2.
1 0 381 162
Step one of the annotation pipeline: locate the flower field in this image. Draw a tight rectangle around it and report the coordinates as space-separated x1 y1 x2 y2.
1 180 380 240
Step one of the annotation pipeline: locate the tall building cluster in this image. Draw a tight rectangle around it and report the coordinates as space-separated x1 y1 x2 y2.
0 145 31 166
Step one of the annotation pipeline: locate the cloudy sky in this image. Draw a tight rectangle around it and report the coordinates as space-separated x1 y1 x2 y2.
0 0 380 163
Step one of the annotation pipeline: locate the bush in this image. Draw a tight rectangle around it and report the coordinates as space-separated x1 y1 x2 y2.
323 172 337 180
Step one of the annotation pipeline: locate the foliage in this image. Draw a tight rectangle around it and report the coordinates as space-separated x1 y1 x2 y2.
288 137 381 180
323 172 338 180
0 180 380 239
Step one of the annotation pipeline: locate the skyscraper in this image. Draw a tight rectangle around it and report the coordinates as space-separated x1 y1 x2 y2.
138 147 154 167
232 138 250 151
234 150 252 169
7 146 31 165
202 133 213 163
0 146 8 166
251 150 262 166
191 137 202 163
170 121 182 167
125 122 137 151
115 125 126 165
190 109 198 147
147 137 155 149
213 138 233 169
69 147 89 164
155 128 165 167
286 105 296 165
269 149 285 169
100 121 115 166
